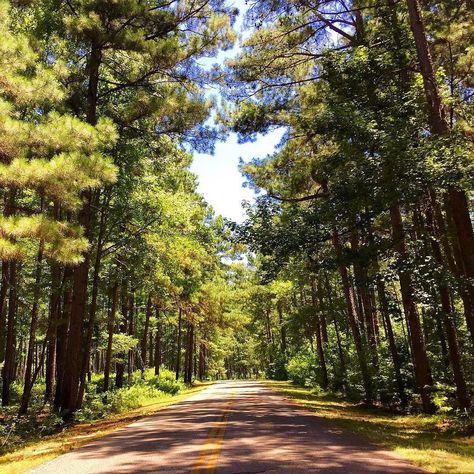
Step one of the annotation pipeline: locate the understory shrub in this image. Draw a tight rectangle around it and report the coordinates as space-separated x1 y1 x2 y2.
287 351 319 387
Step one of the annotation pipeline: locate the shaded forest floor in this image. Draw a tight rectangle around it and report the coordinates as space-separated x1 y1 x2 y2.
0 382 211 474
266 381 474 473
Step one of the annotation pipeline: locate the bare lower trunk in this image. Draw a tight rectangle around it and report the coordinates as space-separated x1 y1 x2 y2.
332 230 373 402
154 307 162 376
103 282 118 393
19 243 44 414
175 308 182 381
54 267 73 409
0 261 9 362
376 275 407 406
141 294 152 371
311 279 328 389
45 259 61 404
2 262 17 406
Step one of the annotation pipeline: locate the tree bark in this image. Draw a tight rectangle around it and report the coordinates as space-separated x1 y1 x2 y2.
175 307 182 381
154 306 162 376
19 243 44 415
78 190 109 402
0 261 9 362
54 267 73 409
332 230 373 402
311 279 329 390
59 44 102 416
141 294 152 370
103 282 118 393
1 262 17 406
45 257 61 404
406 0 474 313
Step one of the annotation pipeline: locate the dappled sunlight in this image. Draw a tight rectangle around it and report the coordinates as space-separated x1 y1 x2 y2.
25 381 425 474
266 381 474 473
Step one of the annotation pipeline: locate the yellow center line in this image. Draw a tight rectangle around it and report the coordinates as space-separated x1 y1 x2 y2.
191 384 235 474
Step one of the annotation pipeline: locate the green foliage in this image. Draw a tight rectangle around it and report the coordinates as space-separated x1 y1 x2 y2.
287 351 319 387
77 368 186 422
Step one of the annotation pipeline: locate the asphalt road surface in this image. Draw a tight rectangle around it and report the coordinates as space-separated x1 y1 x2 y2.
30 380 425 473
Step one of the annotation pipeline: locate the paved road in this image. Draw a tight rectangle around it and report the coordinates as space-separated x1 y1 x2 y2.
31 381 425 473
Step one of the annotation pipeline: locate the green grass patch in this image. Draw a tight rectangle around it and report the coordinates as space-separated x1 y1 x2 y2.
265 380 474 474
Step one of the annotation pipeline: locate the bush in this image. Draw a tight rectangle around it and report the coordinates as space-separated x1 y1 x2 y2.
76 368 185 421
287 351 319 387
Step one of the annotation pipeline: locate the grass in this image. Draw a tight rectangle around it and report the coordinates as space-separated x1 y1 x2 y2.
265 380 474 473
0 381 212 474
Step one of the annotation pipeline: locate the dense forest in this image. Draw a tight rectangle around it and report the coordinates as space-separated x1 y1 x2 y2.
0 0 473 449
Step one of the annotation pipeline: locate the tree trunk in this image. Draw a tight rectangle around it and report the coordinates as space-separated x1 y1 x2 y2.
141 294 152 370
45 257 61 404
154 307 162 376
324 274 346 391
19 243 44 415
115 281 128 389
198 342 205 380
332 230 373 402
127 292 134 386
350 226 379 368
2 262 17 406
406 0 474 312
426 190 474 348
54 267 73 409
103 282 118 393
425 203 470 409
175 307 182 381
376 274 407 406
59 44 102 416
311 279 329 390
390 203 434 412
78 191 109 402
0 261 9 362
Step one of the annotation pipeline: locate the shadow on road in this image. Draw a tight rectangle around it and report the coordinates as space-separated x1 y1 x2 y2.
31 380 425 473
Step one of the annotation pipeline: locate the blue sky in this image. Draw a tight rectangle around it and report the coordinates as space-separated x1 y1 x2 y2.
190 1 284 223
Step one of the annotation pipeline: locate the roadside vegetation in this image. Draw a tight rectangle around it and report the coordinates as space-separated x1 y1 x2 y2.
267 381 474 474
